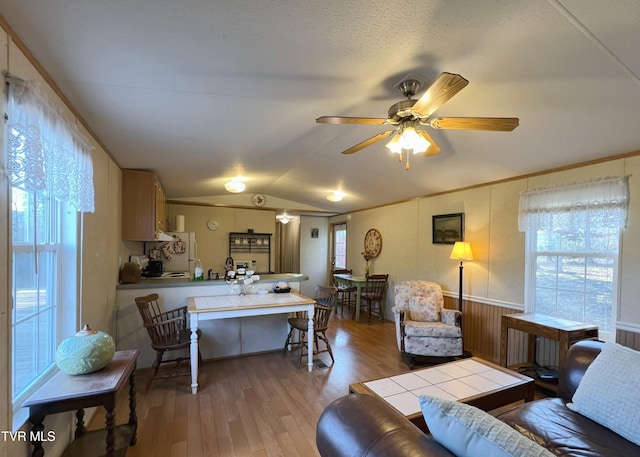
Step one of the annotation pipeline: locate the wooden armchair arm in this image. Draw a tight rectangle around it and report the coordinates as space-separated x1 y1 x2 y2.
154 306 188 322
145 315 187 345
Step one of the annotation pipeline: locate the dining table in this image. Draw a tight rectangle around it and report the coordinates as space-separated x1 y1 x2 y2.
187 291 316 394
333 273 386 321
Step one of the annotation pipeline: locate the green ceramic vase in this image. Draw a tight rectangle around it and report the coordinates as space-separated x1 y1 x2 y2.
55 324 115 375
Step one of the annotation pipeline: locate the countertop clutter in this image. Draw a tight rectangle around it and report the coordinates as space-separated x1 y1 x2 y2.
116 273 308 290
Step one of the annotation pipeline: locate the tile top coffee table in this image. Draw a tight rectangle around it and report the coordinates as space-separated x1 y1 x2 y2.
349 357 534 432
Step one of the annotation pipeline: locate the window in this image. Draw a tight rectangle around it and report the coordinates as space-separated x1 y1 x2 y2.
6 76 94 427
11 185 62 400
332 223 347 269
520 177 629 342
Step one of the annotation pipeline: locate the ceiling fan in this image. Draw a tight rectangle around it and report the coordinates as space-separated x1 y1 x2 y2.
317 72 519 169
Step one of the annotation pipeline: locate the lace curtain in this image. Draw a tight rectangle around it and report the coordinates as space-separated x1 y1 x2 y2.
518 176 629 232
6 76 95 213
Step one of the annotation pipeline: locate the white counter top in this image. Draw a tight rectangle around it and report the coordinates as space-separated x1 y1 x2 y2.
117 273 308 290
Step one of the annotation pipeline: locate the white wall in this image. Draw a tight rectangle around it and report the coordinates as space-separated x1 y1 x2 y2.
331 155 640 332
299 216 330 297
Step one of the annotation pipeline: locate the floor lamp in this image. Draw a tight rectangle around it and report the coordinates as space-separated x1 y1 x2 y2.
450 241 473 358
449 242 474 313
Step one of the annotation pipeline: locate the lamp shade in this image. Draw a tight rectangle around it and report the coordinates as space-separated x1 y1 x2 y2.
450 241 473 261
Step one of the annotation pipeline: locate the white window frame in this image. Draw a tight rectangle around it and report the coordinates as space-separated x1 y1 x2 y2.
10 167 78 432
524 229 620 342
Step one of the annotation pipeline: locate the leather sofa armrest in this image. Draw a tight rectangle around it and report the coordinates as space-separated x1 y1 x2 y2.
557 340 604 401
316 394 454 457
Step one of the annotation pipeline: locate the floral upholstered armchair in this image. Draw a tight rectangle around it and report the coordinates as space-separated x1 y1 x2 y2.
393 280 463 369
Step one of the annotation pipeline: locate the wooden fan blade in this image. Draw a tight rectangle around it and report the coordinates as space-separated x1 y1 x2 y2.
316 116 389 125
417 130 441 156
341 130 395 154
411 72 469 118
429 117 519 131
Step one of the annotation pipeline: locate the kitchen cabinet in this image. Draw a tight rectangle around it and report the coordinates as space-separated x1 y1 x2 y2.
122 170 166 241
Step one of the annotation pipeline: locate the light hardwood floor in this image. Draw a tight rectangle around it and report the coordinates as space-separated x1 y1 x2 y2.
90 311 411 457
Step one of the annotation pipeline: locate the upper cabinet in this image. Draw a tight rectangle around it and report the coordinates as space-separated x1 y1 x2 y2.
122 169 166 241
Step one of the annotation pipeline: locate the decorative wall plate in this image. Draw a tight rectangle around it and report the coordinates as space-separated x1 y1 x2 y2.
252 193 266 207
364 228 382 259
207 218 221 231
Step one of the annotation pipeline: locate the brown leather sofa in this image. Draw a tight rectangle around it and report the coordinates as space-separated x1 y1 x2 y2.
316 340 640 456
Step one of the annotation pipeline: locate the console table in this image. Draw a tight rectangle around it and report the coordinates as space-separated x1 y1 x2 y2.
500 313 598 391
23 349 139 457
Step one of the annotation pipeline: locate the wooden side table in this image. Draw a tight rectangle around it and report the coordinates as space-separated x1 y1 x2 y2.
23 349 139 457
500 313 598 391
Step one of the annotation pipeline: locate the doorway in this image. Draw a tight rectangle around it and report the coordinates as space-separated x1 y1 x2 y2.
276 219 300 273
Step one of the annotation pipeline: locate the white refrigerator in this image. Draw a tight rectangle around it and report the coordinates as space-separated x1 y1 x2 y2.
146 232 197 274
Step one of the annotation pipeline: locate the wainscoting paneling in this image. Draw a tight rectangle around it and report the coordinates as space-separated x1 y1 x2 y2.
617 328 640 351
443 295 527 365
444 296 640 369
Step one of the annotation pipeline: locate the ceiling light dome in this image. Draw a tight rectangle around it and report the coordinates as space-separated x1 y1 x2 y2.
327 190 345 202
225 179 246 193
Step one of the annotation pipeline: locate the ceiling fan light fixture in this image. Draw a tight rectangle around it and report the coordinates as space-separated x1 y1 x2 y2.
385 132 402 154
225 178 246 193
327 190 345 202
399 125 429 154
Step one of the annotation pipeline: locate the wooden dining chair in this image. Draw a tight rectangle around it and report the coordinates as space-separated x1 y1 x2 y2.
332 269 356 316
359 274 389 323
135 293 202 392
282 285 337 368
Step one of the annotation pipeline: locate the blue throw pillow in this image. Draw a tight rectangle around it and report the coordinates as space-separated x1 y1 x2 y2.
419 395 554 457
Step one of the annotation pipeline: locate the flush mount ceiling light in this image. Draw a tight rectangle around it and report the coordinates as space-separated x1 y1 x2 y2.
224 178 246 193
327 190 345 202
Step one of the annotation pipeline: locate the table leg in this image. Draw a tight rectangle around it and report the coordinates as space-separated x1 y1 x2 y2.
29 414 45 457
500 316 508 367
307 304 315 372
128 370 138 445
527 333 537 365
74 409 86 439
104 398 116 457
355 284 362 321
190 314 199 394
558 332 569 371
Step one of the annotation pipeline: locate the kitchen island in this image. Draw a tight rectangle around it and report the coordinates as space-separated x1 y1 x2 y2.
115 273 309 368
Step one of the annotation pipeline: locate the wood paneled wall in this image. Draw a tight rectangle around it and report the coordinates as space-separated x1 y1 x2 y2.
443 295 526 364
444 296 640 367
617 328 640 351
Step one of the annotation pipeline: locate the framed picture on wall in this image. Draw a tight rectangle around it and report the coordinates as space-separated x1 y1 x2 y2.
432 213 464 244
311 228 319 238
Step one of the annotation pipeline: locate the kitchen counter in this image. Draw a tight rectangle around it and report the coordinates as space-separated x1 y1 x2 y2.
116 273 308 290
115 273 309 368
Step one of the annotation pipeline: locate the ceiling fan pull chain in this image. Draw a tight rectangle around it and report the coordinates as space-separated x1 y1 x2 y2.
406 152 411 170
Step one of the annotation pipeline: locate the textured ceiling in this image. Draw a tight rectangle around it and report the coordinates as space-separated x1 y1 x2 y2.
1 0 640 214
